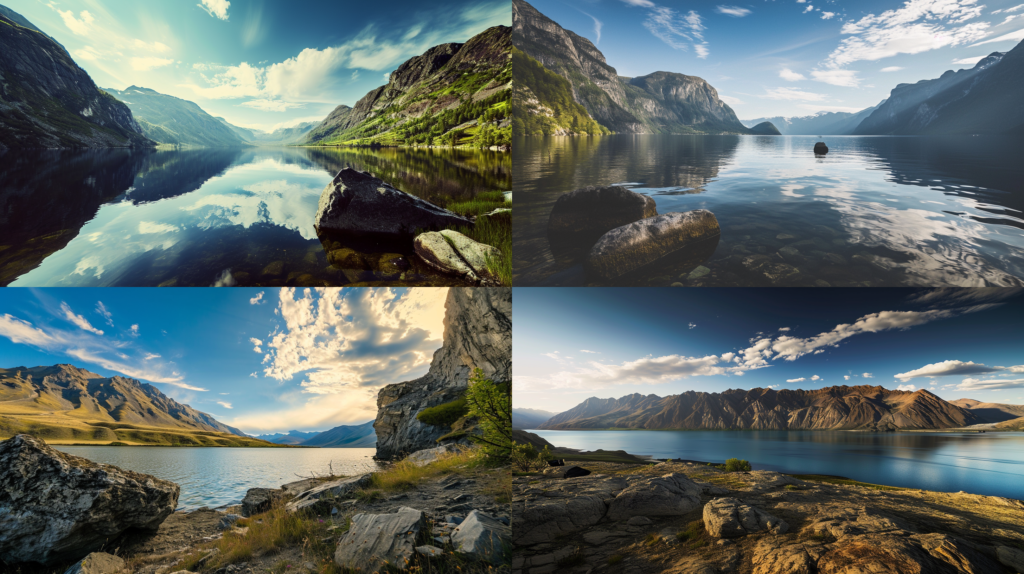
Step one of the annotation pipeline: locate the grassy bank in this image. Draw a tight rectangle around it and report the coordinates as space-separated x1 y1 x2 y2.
0 414 279 447
436 190 512 286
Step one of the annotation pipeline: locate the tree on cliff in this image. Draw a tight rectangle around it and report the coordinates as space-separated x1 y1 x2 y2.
465 368 512 463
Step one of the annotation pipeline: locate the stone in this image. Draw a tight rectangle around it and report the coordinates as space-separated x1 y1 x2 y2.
626 516 653 526
547 186 657 245
451 510 512 565
0 434 179 565
241 488 282 517
63 552 126 574
286 474 373 513
688 266 711 279
334 507 427 572
503 191 512 203
414 230 500 284
416 545 444 558
751 542 815 574
585 210 721 282
513 493 609 546
814 142 829 154
478 208 511 223
315 168 471 236
543 465 590 479
996 546 1024 573
547 459 565 467
217 514 242 530
702 497 788 538
607 474 702 521
281 478 322 497
407 444 462 467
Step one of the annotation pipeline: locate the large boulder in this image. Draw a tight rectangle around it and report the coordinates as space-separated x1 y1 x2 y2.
585 210 720 282
413 230 500 284
334 507 427 572
406 444 462 467
997 545 1024 573
547 186 657 246
450 510 511 565
606 473 702 521
314 168 471 236
286 474 373 513
0 434 179 565
62 552 126 574
240 488 282 517
703 497 788 539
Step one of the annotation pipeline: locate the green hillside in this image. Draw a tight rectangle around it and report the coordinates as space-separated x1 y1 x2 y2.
103 86 247 147
511 47 609 136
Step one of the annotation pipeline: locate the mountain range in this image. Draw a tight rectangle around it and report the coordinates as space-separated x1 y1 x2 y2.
0 364 274 446
741 105 881 136
255 420 376 447
538 385 980 431
512 407 558 430
102 86 247 147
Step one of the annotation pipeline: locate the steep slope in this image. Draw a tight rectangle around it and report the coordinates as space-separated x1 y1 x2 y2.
512 408 558 430
103 87 246 147
374 288 511 459
854 51 1014 135
743 104 881 135
995 416 1024 430
0 7 151 149
511 46 608 136
950 398 1024 423
749 121 782 135
0 364 263 445
302 421 376 447
540 386 976 431
512 0 748 134
304 26 510 147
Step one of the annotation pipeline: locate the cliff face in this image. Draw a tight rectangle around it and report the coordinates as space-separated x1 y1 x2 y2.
0 9 151 149
540 385 976 431
374 288 512 459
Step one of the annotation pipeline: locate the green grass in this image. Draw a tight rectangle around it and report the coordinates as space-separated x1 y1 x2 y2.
790 474 904 491
724 458 752 472
417 397 469 427
675 520 702 542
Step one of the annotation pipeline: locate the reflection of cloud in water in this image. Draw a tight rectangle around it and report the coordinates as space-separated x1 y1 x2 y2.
138 221 180 234
181 179 321 240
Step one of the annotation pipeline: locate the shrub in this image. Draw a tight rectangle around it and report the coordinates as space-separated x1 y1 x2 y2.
416 397 468 427
676 520 702 541
724 458 752 472
465 368 512 463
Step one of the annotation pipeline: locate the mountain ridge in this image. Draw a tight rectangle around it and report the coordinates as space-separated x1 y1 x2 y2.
102 86 247 147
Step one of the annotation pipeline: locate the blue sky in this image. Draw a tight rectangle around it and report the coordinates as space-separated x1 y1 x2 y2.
0 287 449 434
514 288 1024 412
527 0 1024 118
4 0 509 130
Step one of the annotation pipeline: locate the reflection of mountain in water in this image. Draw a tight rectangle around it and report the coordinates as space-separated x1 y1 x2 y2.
125 148 245 204
0 148 149 284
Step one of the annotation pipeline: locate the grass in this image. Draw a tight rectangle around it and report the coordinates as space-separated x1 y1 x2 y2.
790 474 905 491
675 520 702 542
417 397 469 427
643 533 662 547
444 190 511 286
362 446 480 493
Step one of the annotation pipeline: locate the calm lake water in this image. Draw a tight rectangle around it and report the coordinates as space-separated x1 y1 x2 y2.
529 429 1024 499
0 146 509 286
513 135 1024 286
56 446 382 511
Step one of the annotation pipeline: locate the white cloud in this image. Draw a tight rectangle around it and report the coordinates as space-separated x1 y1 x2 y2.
778 327 791 332
880 66 904 72
240 99 305 112
130 324 140 336
971 27 1024 45
812 68 861 87
764 87 827 101
515 353 732 391
625 1 709 56
580 350 598 354
96 301 114 326
217 401 233 409
716 6 751 17
139 221 179 234
862 373 873 378
60 302 104 335
957 377 1024 391
804 5 814 13
622 0 656 6
133 39 171 53
779 68 806 81
896 360 1001 381
767 385 779 389
688 322 698 329
992 4 1024 14
579 10 603 44
250 338 263 353
250 372 257 378
897 384 917 391
74 46 101 61
130 57 175 71
822 11 836 19
0 314 59 347
809 375 820 381
694 43 710 59
719 94 744 106
250 292 265 305
844 375 851 380
143 353 161 360
227 391 378 434
198 0 230 20
786 377 806 383
65 348 199 388
952 55 986 65
59 9 94 35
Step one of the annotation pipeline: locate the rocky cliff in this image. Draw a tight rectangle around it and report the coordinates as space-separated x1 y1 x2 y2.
0 7 151 149
374 288 512 459
512 0 748 134
540 385 976 431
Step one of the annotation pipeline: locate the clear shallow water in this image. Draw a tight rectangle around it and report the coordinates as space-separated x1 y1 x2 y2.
529 429 1024 499
0 146 509 286
513 135 1024 286
56 446 382 511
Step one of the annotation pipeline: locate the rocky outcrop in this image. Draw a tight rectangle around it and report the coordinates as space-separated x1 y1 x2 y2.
0 8 151 149
540 386 978 431
414 230 500 285
0 434 178 565
62 552 126 574
703 497 788 538
450 510 512 565
606 473 702 521
547 186 657 245
374 288 511 459
286 474 373 513
240 488 282 517
315 168 472 236
333 507 427 572
406 444 462 467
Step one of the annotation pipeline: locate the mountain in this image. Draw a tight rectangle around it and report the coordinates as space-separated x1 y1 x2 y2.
748 121 781 135
512 408 558 429
995 416 1024 431
539 385 977 431
302 421 376 447
102 87 246 147
303 25 510 147
512 0 749 135
512 46 609 136
0 364 271 446
255 430 322 445
0 6 151 149
218 118 316 145
950 398 1024 423
853 48 1022 135
742 104 881 135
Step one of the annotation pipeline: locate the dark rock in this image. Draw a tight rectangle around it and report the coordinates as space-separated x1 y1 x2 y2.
240 488 281 517
314 168 472 236
814 142 829 154
547 459 565 467
217 514 242 530
286 474 373 513
0 434 179 565
547 186 657 247
450 510 511 565
562 466 591 479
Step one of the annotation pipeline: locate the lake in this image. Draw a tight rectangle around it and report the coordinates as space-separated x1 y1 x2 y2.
513 135 1024 286
528 429 1024 499
0 146 509 286
56 446 382 511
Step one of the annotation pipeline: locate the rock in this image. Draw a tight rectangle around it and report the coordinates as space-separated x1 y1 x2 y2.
415 545 444 558
626 516 653 526
585 210 721 282
814 142 829 154
281 478 322 497
688 265 711 279
241 488 282 517
377 253 408 275
702 497 788 538
503 191 512 203
607 474 702 521
286 474 373 513
217 514 242 530
0 434 179 565
478 207 511 223
997 545 1024 572
547 459 565 467
414 230 500 284
315 168 471 236
547 186 657 245
407 444 462 467
543 465 591 478
334 507 427 572
63 552 126 574
451 510 512 565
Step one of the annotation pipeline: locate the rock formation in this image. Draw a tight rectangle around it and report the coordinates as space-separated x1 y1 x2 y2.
374 288 511 459
547 186 658 246
334 507 427 571
414 230 501 285
0 434 179 565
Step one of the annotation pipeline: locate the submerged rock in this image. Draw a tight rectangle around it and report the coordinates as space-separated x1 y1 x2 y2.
334 507 427 572
547 186 657 246
314 168 471 236
703 497 789 538
585 210 721 282
0 434 179 565
814 142 829 154
413 230 500 285
451 510 512 565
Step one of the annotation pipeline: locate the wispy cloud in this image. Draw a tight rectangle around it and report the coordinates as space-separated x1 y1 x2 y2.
779 68 806 81
217 401 233 409
764 87 827 101
60 302 104 335
250 292 265 305
96 301 114 326
622 0 710 58
198 0 230 21
716 6 751 17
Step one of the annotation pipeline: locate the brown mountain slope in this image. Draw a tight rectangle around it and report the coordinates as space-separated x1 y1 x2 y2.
540 385 977 431
950 398 1024 423
995 416 1024 430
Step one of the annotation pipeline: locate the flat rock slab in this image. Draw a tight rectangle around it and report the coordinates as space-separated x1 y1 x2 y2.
607 473 702 521
703 497 788 538
334 506 426 572
314 168 471 236
0 434 179 565
548 186 657 245
451 510 512 565
286 474 372 513
414 230 499 284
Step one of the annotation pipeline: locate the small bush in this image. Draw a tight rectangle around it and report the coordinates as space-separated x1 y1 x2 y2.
676 520 702 541
643 533 662 547
724 458 752 472
416 397 468 427
465 369 512 464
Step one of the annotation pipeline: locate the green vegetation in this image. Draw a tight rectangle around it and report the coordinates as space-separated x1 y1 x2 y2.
464 368 512 463
443 190 511 286
416 397 469 427
675 520 702 542
511 47 610 137
724 458 752 472
509 442 555 472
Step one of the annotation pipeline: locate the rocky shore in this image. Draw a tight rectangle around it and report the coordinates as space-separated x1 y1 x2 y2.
513 460 1024 574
